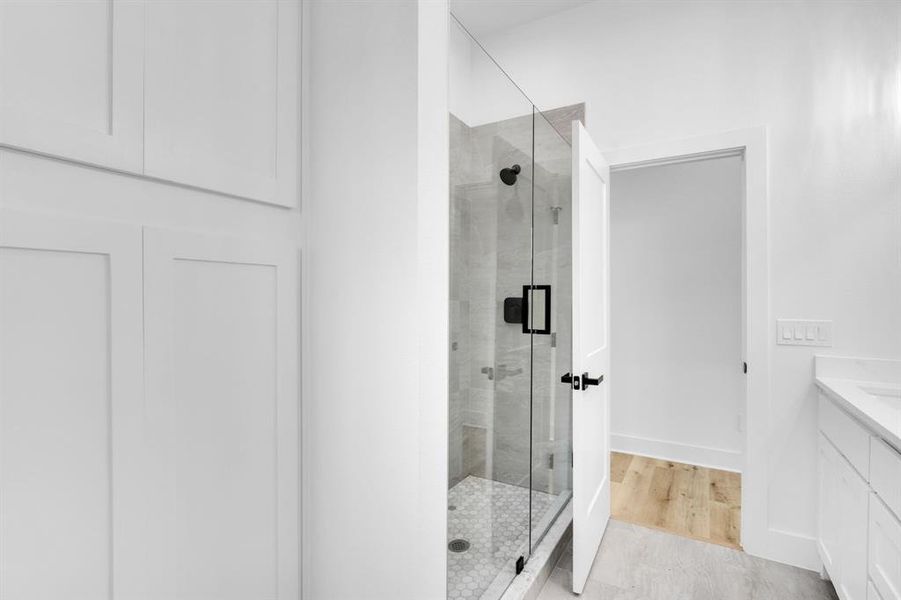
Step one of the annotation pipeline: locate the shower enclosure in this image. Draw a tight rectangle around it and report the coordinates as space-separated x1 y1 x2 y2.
447 16 579 600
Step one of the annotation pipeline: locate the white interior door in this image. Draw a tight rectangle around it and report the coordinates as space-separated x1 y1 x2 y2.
571 121 611 594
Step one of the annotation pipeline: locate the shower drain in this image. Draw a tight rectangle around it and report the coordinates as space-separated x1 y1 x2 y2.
448 539 470 553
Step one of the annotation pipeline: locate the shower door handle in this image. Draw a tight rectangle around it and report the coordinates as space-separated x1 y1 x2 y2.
522 284 551 335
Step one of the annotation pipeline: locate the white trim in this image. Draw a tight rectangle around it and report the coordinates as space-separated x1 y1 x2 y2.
765 528 822 571
610 147 744 173
610 434 743 473
416 1 449 598
603 128 788 566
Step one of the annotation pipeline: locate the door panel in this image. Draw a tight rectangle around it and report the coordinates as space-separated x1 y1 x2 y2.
571 122 611 593
144 0 299 206
143 228 299 599
870 493 901 600
0 210 143 599
0 0 143 171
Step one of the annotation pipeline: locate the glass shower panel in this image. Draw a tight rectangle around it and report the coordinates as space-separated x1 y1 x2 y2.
529 110 574 550
448 16 535 600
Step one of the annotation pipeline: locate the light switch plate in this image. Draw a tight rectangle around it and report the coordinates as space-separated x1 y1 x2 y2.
776 319 833 347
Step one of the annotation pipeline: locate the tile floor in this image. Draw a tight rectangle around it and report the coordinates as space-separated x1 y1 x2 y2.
536 519 838 600
447 476 555 599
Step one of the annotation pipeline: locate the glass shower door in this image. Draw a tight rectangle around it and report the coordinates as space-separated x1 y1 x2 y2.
529 110 575 550
447 15 535 600
447 15 575 600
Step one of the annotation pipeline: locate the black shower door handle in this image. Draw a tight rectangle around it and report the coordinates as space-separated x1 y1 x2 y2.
522 284 551 335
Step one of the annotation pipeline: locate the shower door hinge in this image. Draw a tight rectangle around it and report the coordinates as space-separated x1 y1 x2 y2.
547 454 554 469
743 362 748 374
550 332 557 348
515 555 525 575
551 206 563 225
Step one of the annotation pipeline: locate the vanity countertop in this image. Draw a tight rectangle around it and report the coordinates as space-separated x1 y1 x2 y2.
815 355 901 450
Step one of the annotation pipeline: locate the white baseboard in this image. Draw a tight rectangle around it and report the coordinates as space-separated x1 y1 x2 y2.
611 433 743 473
759 528 822 572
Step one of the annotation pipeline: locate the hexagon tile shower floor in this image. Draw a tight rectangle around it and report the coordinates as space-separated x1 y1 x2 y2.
446 476 553 599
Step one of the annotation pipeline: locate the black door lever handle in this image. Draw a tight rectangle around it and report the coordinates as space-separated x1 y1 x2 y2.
560 372 581 390
581 373 603 388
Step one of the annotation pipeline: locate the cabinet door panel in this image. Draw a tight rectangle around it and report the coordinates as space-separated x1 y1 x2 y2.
821 433 871 600
144 0 299 207
0 0 143 171
820 434 842 577
870 494 901 600
143 228 299 599
0 210 143 599
837 451 871 600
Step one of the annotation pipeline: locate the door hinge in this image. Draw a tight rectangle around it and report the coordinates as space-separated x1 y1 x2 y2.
547 454 554 469
743 362 748 374
515 555 525 575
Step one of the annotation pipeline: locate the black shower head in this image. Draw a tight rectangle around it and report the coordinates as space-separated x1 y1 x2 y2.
499 164 521 186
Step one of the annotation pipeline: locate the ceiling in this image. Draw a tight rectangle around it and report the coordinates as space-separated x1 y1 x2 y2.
450 0 595 38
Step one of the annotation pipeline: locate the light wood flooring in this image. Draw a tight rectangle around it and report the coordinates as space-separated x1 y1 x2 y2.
611 451 742 550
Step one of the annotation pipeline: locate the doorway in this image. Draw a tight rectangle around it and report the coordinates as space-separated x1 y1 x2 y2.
603 128 770 556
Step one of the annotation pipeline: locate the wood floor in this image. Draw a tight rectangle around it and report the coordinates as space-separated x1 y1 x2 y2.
611 451 742 550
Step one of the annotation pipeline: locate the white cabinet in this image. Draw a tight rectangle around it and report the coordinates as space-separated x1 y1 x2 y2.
0 210 145 598
0 210 300 599
819 392 901 600
870 494 901 600
0 0 300 206
820 435 843 576
819 433 870 600
0 0 143 171
142 228 300 599
143 0 300 206
820 394 871 478
871 438 901 520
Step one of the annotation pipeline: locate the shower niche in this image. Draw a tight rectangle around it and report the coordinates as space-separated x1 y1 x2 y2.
447 15 583 600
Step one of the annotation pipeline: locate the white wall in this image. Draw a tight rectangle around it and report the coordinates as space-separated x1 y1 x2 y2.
471 0 901 569
611 156 744 471
304 1 448 598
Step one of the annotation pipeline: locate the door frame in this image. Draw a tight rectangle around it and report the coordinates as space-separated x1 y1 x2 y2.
602 127 771 562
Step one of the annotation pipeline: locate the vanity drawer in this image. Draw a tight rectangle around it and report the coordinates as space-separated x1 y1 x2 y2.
869 494 901 600
820 394 871 479
872 438 901 520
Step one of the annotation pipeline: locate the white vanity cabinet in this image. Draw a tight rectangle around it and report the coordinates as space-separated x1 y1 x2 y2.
818 392 901 600
818 427 869 600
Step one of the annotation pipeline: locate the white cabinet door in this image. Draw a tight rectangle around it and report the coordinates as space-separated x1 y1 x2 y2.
820 435 842 578
0 210 144 598
0 0 143 171
821 433 870 600
870 494 901 600
836 447 871 600
144 0 300 207
142 228 299 599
